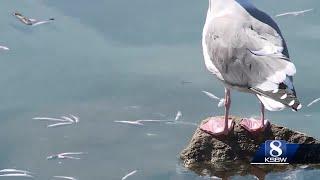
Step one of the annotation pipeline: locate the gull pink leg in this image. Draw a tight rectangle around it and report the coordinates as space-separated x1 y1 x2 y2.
240 101 269 133
200 88 234 136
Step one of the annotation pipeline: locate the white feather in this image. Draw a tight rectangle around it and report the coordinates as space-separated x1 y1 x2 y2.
255 80 278 91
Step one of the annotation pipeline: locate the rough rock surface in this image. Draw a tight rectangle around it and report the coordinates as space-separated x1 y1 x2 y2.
180 116 320 178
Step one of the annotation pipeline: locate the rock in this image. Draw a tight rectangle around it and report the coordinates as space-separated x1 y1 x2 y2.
180 116 320 179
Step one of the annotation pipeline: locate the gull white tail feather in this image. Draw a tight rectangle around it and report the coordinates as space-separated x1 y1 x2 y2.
255 60 296 91
266 61 296 83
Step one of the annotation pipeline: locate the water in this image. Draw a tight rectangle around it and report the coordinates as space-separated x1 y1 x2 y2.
0 0 319 179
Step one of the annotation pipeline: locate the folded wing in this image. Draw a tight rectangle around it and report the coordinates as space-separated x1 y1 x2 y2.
204 15 301 111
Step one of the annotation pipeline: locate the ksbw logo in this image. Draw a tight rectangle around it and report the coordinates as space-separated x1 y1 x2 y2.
264 140 288 164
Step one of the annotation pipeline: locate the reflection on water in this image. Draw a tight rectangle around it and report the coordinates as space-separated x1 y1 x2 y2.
0 0 320 179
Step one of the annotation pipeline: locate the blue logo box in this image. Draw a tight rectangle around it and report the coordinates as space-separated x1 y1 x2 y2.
265 140 287 158
252 140 320 164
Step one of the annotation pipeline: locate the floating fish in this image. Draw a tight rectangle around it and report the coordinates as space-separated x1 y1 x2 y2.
146 133 158 136
175 111 182 121
307 98 320 107
47 152 85 160
218 98 225 108
202 91 220 100
202 91 226 108
33 117 70 122
121 170 137 180
53 176 77 180
0 45 9 51
0 169 32 174
275 9 313 17
114 119 172 126
47 122 74 128
34 115 79 128
0 173 34 178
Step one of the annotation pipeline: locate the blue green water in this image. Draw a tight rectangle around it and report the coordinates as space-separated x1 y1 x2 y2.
0 0 319 179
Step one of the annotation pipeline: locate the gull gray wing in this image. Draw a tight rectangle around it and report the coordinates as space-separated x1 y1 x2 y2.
204 12 300 111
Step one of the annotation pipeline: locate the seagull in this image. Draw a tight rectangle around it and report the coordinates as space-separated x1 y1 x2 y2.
121 170 137 180
201 0 301 136
47 152 85 160
0 45 9 51
53 176 77 180
275 9 313 17
12 12 54 26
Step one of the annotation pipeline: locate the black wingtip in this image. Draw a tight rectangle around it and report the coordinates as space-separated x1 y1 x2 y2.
251 87 302 111
292 103 302 112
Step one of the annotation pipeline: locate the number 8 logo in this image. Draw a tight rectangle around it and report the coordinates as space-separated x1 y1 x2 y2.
269 140 283 157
